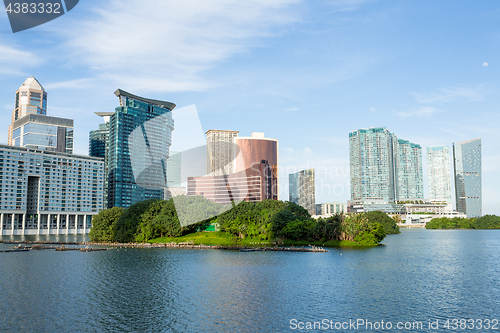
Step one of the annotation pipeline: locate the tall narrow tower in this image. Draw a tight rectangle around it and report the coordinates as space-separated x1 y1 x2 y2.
8 76 47 145
453 138 482 218
206 129 239 176
427 145 452 203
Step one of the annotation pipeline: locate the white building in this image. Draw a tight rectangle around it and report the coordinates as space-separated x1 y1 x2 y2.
0 144 104 235
206 129 239 176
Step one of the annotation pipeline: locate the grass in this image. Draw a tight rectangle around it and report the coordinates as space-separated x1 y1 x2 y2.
148 231 372 247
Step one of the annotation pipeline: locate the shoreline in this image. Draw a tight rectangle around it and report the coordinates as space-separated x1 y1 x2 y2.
0 240 328 253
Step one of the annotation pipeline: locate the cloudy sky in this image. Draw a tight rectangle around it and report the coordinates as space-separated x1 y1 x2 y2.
0 0 498 213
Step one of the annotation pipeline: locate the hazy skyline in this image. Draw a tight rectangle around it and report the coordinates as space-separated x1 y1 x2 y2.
0 0 498 213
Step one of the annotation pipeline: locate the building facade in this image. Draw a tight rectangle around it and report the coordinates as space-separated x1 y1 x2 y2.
427 145 452 203
234 132 279 200
0 144 104 235
89 112 112 207
315 202 346 216
289 168 315 215
206 129 239 176
349 127 423 212
394 139 423 200
107 89 175 208
12 114 74 154
453 138 482 218
8 77 47 145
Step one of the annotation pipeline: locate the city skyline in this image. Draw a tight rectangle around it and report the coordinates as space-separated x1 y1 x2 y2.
0 1 498 214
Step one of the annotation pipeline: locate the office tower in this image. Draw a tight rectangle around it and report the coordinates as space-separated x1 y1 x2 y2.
349 128 396 204
234 132 279 200
394 139 424 200
107 89 175 208
164 151 185 200
0 144 104 235
453 138 482 218
289 169 315 215
427 145 452 203
11 114 74 154
206 129 239 175
89 112 112 207
8 76 47 145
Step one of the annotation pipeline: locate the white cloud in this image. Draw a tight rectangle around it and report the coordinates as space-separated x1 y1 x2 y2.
396 106 441 118
0 42 41 75
61 0 301 93
369 106 377 112
285 107 299 111
413 85 486 104
44 78 94 90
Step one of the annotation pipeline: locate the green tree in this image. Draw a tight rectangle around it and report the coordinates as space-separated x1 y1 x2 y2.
364 211 400 234
89 207 124 242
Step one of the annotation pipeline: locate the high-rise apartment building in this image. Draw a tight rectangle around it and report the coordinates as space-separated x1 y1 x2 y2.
289 168 315 215
106 89 175 208
349 127 423 212
427 145 452 203
8 77 47 145
0 144 104 235
349 128 396 204
394 139 423 200
206 130 239 176
453 138 482 218
11 114 74 154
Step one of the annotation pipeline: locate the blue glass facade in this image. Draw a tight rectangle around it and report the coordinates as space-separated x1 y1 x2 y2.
453 138 482 218
107 90 175 208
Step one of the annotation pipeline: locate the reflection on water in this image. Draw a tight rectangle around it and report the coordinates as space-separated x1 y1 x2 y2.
1 229 500 332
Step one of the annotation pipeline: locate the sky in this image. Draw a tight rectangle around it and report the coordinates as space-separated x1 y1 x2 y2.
0 0 498 214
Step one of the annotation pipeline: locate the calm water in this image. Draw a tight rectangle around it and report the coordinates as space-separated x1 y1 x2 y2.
1 229 499 332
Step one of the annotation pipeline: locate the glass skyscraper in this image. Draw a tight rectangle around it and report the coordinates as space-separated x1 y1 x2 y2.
289 168 315 215
453 138 482 218
89 112 113 207
427 145 452 203
107 89 175 208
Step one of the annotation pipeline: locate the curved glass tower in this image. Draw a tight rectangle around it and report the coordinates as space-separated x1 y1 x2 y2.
107 90 175 208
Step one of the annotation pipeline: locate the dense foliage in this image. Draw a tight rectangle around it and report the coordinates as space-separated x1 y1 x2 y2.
90 197 393 246
426 215 500 229
364 211 400 234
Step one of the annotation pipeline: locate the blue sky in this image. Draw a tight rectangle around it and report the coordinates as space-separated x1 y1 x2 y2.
0 0 498 213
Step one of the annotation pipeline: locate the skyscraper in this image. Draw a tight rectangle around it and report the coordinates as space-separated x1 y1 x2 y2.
349 127 396 204
289 168 315 215
206 129 239 175
453 138 482 218
8 76 48 145
106 89 175 208
349 127 423 212
394 139 423 200
89 112 113 207
427 145 452 203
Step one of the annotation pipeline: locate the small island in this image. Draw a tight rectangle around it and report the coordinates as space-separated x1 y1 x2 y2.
89 196 400 247
425 215 500 229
